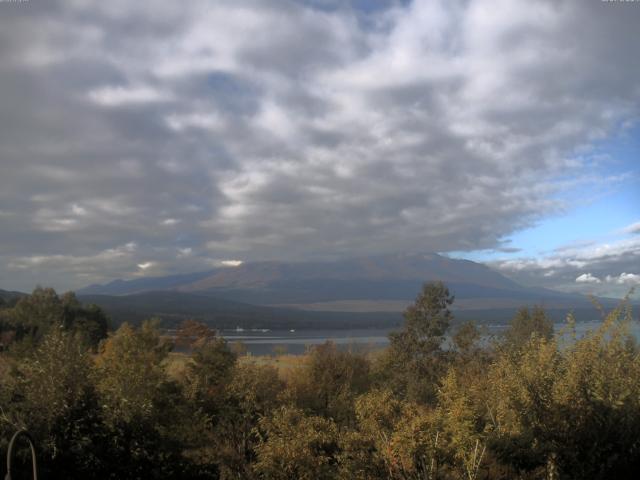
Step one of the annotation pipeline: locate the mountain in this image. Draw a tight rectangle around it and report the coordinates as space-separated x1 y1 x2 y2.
76 290 614 330
78 253 606 313
0 288 26 303
79 270 215 295
4 254 627 330
176 253 521 290
76 291 400 329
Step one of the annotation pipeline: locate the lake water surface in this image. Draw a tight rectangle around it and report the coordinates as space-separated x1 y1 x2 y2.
219 319 640 356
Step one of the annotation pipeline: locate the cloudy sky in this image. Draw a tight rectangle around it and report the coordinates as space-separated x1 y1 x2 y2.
0 0 639 297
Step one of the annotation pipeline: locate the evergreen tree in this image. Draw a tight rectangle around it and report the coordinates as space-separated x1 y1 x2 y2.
381 281 454 403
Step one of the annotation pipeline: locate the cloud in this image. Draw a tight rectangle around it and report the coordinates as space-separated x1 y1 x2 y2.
88 85 171 107
6 242 138 275
606 272 640 285
161 218 180 226
495 247 522 254
165 113 224 132
220 260 243 267
576 273 601 284
492 236 640 297
71 204 88 216
0 0 639 290
623 221 640 235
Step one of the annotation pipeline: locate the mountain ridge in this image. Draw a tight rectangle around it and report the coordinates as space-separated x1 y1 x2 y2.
77 253 608 314
78 253 522 297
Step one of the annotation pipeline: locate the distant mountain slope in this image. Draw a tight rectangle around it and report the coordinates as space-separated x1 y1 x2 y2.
77 291 400 329
76 290 616 330
177 254 522 292
0 288 26 302
80 253 525 301
77 253 617 314
78 270 215 295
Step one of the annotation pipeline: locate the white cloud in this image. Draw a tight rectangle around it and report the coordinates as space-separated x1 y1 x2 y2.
123 242 138 252
576 273 601 284
88 85 170 107
492 234 639 297
496 237 640 274
220 259 243 267
161 218 180 226
605 272 640 285
622 221 640 235
7 242 138 271
71 204 87 216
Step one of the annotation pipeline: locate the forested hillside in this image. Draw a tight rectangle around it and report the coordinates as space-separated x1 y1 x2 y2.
77 290 401 330
1 284 639 479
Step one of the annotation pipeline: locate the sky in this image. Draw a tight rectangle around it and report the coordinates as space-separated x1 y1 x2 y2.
0 0 639 297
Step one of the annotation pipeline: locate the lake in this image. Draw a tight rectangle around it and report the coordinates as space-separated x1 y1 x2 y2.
220 327 395 356
218 319 640 356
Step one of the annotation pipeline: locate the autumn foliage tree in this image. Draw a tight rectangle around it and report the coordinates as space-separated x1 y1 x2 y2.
1 288 108 349
2 285 640 479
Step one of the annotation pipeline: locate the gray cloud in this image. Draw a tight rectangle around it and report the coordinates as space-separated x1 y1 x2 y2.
491 236 640 299
1 0 640 291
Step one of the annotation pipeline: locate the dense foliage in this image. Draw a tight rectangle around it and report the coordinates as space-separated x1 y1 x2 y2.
1 284 638 479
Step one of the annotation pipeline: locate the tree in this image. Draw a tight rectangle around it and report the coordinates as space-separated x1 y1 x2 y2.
213 362 285 479
403 281 455 341
175 319 217 349
7 287 63 343
95 320 191 478
285 342 370 423
380 281 454 403
503 306 553 351
342 388 441 479
96 320 172 423
487 303 640 478
9 327 105 478
3 288 108 349
453 321 482 355
60 292 109 349
184 334 237 410
254 406 340 480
